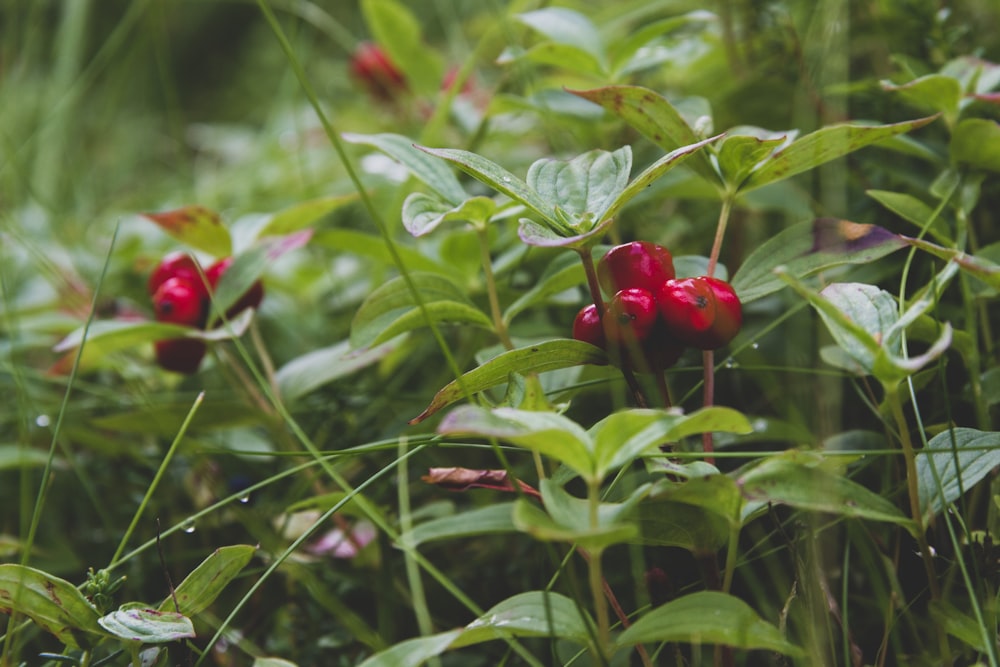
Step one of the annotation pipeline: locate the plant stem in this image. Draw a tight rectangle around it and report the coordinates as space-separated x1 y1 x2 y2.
577 247 606 318
397 438 439 666
701 195 735 461
706 194 734 280
721 523 740 594
479 227 514 350
701 350 716 464
250 319 281 401
885 386 951 665
885 388 938 598
587 482 611 661
655 372 672 408
588 550 611 662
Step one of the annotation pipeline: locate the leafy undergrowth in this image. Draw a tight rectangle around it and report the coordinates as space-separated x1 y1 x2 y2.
3 1 1000 666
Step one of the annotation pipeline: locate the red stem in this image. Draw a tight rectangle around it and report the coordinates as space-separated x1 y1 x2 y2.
701 350 716 465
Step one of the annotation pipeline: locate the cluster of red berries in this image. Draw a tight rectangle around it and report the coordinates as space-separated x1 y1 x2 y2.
149 253 263 374
572 242 743 372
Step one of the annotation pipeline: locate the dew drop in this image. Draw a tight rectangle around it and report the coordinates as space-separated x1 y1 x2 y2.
35 414 51 428
238 493 251 504
181 520 196 534
502 176 511 183
751 342 760 350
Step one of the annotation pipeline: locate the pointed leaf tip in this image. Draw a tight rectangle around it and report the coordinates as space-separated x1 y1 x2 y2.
141 205 232 257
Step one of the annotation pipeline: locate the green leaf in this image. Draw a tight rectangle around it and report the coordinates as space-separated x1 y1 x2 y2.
257 194 358 237
276 338 402 402
515 7 605 67
0 445 51 471
731 218 907 303
526 146 631 225
881 74 962 121
929 600 992 654
866 189 951 243
356 592 596 665
410 340 608 424
917 428 1000 521
210 230 311 322
663 406 754 442
371 301 493 348
98 606 195 643
437 406 595 481
141 205 232 257
516 215 615 249
53 319 193 354
343 133 467 205
780 261 955 385
158 545 255 616
540 479 647 531
602 135 722 222
356 631 463 667
399 503 517 548
742 115 939 192
503 253 584 324
401 194 496 236
590 409 675 478
416 146 557 225
647 475 744 529
812 282 896 368
312 229 450 275
53 310 253 371
0 564 104 649
777 274 887 373
513 497 638 549
350 272 476 348
252 659 300 667
737 458 914 531
505 43 606 79
950 118 1000 173
569 85 719 184
455 591 593 648
714 130 788 189
589 406 751 480
616 591 803 656
635 499 731 553
608 13 715 76
360 0 442 96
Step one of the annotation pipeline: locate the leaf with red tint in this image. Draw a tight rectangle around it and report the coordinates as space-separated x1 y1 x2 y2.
141 205 232 257
421 467 540 498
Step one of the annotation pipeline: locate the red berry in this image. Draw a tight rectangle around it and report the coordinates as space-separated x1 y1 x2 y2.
205 257 264 321
154 338 206 374
657 277 742 350
148 252 205 297
572 303 606 350
152 277 207 327
603 288 658 345
350 42 407 102
597 241 675 296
